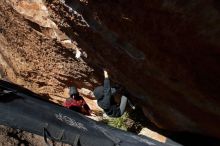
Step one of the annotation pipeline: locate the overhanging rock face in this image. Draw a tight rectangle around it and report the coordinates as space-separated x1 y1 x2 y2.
1 0 220 139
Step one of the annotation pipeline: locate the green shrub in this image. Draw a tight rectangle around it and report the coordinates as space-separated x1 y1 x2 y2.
103 112 130 131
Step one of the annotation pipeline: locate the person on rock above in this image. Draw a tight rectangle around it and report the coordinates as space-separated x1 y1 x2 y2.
63 86 91 116
93 69 135 117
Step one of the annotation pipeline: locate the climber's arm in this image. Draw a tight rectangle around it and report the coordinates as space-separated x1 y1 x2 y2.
102 70 111 109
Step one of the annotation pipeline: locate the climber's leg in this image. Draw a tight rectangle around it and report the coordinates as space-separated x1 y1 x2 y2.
119 95 128 115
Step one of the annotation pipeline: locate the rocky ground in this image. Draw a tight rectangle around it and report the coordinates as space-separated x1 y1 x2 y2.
0 125 71 146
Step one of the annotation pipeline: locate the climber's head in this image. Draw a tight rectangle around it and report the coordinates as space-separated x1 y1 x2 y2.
69 86 79 97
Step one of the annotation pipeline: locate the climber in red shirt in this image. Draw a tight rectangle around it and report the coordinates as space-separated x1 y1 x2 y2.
63 86 91 116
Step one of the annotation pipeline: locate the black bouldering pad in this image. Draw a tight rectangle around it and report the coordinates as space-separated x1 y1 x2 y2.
0 80 178 146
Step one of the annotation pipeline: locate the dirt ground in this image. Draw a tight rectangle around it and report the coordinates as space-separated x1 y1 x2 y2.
0 125 71 146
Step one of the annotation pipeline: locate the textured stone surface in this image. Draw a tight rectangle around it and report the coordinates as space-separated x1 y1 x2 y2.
0 0 220 140
139 128 167 143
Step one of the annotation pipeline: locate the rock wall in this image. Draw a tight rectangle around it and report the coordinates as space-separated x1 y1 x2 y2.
1 0 220 139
